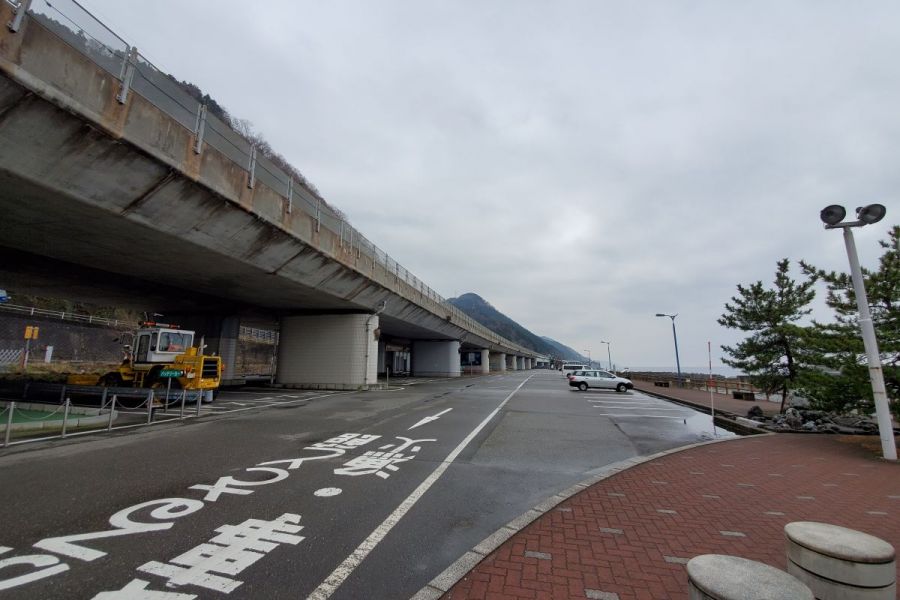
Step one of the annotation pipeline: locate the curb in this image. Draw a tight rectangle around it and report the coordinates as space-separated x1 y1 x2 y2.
410 433 773 600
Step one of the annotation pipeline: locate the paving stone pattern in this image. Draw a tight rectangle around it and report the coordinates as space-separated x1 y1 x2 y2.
443 435 900 600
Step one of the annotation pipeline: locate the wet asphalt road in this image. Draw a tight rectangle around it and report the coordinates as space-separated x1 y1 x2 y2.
0 371 729 599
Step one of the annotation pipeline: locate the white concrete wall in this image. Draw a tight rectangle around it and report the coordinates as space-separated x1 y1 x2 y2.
412 340 461 377
276 313 378 389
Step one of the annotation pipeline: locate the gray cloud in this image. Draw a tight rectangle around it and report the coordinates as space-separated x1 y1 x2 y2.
84 0 900 370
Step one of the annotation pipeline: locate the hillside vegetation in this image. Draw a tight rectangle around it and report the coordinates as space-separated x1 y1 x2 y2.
448 293 585 362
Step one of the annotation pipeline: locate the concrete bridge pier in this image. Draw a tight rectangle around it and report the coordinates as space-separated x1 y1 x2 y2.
490 352 506 372
507 355 517 371
276 313 379 389
170 314 240 382
411 340 461 377
377 339 386 374
478 349 490 374
524 358 532 370
214 316 240 381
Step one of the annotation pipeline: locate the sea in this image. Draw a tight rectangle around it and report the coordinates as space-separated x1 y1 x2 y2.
623 366 745 378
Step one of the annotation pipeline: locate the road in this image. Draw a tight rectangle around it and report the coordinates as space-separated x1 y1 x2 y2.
0 371 731 599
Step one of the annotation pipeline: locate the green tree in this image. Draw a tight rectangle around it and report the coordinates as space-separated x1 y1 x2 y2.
799 225 899 418
718 259 817 412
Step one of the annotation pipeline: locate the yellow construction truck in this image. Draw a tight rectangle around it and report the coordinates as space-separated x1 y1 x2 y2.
68 322 222 402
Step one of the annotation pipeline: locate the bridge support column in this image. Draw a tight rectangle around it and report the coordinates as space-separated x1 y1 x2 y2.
490 352 506 372
507 355 517 370
516 356 525 370
276 313 378 389
377 339 386 375
411 340 461 377
479 349 490 374
171 314 240 382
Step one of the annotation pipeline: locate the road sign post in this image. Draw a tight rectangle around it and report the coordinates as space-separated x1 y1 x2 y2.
21 325 39 370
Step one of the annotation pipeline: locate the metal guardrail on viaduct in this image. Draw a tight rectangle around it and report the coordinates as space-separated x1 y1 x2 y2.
0 0 545 386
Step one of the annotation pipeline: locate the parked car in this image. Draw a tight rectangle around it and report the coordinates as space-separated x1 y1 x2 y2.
0 289 8 303
568 370 634 393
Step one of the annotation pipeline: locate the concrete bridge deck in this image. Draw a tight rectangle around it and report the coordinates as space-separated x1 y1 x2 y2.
0 1 547 387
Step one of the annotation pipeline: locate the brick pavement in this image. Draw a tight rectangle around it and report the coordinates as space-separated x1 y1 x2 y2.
443 434 900 599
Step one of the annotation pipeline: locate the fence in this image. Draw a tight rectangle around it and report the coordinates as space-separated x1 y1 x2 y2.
629 373 760 396
0 302 131 328
1 382 207 448
5 0 536 359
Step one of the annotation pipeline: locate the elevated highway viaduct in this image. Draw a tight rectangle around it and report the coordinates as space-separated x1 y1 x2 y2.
0 1 545 388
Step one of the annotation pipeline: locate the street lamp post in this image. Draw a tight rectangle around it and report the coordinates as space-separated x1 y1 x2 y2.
820 204 896 461
600 340 613 371
655 313 682 387
584 349 592 368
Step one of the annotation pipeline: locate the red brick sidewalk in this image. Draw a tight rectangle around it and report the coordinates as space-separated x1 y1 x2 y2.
442 435 900 600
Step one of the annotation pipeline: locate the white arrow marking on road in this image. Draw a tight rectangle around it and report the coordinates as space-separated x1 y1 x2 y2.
408 408 453 430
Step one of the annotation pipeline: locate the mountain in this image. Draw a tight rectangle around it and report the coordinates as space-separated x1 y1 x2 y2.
448 293 586 362
540 336 588 364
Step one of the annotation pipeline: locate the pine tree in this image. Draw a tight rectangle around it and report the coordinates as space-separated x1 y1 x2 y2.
718 259 816 412
799 225 899 417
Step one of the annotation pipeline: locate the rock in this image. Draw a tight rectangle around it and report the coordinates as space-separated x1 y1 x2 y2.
747 405 764 419
802 421 817 432
784 407 803 429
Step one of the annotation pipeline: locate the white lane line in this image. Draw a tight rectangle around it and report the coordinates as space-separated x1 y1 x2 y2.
307 375 534 600
587 400 674 406
587 402 683 408
591 406 685 412
593 413 687 419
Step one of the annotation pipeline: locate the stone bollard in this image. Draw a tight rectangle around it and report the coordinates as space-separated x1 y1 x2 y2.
687 554 814 600
784 521 896 599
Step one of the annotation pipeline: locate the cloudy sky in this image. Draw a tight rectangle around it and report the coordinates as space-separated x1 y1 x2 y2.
81 0 899 372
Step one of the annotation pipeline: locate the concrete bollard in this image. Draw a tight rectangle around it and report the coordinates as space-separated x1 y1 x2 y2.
784 521 896 599
687 554 813 600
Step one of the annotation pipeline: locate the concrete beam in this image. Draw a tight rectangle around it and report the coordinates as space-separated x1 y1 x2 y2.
0 9 541 362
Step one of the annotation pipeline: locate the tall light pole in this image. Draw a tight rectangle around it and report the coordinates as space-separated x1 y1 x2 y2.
655 313 682 387
820 204 896 461
584 349 591 368
600 340 612 371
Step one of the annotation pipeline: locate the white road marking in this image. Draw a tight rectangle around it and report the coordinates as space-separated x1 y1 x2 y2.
587 400 678 406
307 375 534 600
314 488 342 498
593 413 686 419
590 406 684 412
408 408 454 430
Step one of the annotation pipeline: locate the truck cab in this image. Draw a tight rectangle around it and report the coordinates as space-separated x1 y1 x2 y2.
134 327 194 364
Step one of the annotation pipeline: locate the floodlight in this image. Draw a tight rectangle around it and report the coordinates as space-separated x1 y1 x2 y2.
819 205 846 226
856 204 886 225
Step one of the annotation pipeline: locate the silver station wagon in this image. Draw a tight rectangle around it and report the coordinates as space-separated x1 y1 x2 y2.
568 369 634 393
